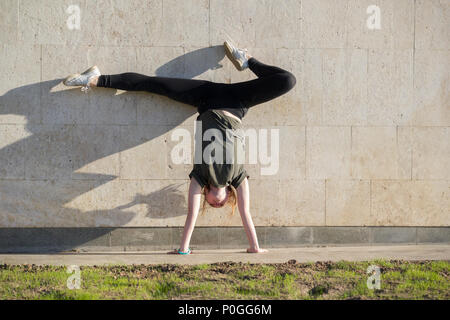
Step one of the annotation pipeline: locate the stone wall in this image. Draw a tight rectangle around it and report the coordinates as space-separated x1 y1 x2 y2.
0 0 448 232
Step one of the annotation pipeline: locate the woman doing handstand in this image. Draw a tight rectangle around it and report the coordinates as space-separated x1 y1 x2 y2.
63 40 296 254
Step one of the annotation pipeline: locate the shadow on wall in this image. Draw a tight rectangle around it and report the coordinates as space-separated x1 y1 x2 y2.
0 46 226 251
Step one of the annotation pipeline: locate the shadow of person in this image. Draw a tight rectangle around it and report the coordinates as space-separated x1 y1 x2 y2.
0 46 225 252
115 183 187 219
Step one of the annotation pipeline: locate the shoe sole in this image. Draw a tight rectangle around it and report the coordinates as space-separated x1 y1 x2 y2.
63 66 99 86
81 65 99 75
63 73 81 86
224 41 244 71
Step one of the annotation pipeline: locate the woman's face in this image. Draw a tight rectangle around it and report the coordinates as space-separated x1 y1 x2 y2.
205 186 229 208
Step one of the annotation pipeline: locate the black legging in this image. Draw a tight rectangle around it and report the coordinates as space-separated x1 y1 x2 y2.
97 57 296 117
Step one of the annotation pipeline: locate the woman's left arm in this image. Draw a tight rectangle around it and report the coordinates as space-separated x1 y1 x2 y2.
236 178 268 253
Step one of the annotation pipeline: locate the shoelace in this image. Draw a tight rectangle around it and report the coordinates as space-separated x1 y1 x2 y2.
80 85 91 93
235 47 248 59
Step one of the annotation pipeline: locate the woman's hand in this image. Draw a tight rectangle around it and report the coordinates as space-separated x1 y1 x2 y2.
167 248 192 255
246 247 268 253
237 178 266 254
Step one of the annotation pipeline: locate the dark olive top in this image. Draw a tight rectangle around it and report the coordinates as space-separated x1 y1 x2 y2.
188 110 249 189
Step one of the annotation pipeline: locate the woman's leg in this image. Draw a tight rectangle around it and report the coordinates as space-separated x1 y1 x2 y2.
225 57 297 109
94 57 296 110
96 72 210 107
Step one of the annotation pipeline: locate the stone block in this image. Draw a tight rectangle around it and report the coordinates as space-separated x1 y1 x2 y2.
17 0 39 43
322 49 368 125
265 226 311 247
278 126 306 179
347 0 414 49
84 179 141 227
279 179 326 226
210 0 258 48
411 50 450 126
415 0 450 49
25 125 73 180
371 180 450 226
119 125 168 179
272 49 305 124
312 226 371 244
371 227 417 244
301 0 348 48
397 126 413 179
351 126 410 179
0 0 18 43
300 49 323 125
159 0 209 47
325 179 373 226
417 227 450 243
110 227 171 250
367 49 414 125
0 125 29 179
254 0 302 49
71 125 121 180
0 44 41 124
138 180 189 227
412 127 449 179
248 179 281 226
306 126 351 179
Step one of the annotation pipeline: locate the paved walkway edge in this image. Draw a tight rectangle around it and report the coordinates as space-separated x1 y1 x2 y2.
0 245 449 266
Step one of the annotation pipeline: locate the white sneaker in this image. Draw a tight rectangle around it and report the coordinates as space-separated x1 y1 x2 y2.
224 40 249 71
63 66 101 92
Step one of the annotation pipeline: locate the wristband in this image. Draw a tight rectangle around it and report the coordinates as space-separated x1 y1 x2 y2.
177 248 191 255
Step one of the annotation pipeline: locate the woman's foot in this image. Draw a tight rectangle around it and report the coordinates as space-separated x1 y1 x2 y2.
247 247 268 253
224 40 251 71
63 66 101 92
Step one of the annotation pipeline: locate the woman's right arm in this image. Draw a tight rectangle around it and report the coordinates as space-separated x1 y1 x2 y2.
236 177 268 253
178 177 203 252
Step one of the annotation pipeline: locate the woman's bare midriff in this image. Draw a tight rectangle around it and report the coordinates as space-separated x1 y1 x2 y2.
218 110 242 123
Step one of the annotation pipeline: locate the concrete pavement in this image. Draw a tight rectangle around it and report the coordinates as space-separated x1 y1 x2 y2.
0 245 448 266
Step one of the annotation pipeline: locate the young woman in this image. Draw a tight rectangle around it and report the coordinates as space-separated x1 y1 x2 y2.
63 40 296 254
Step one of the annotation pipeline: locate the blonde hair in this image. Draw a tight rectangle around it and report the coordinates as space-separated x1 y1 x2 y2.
200 184 238 216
